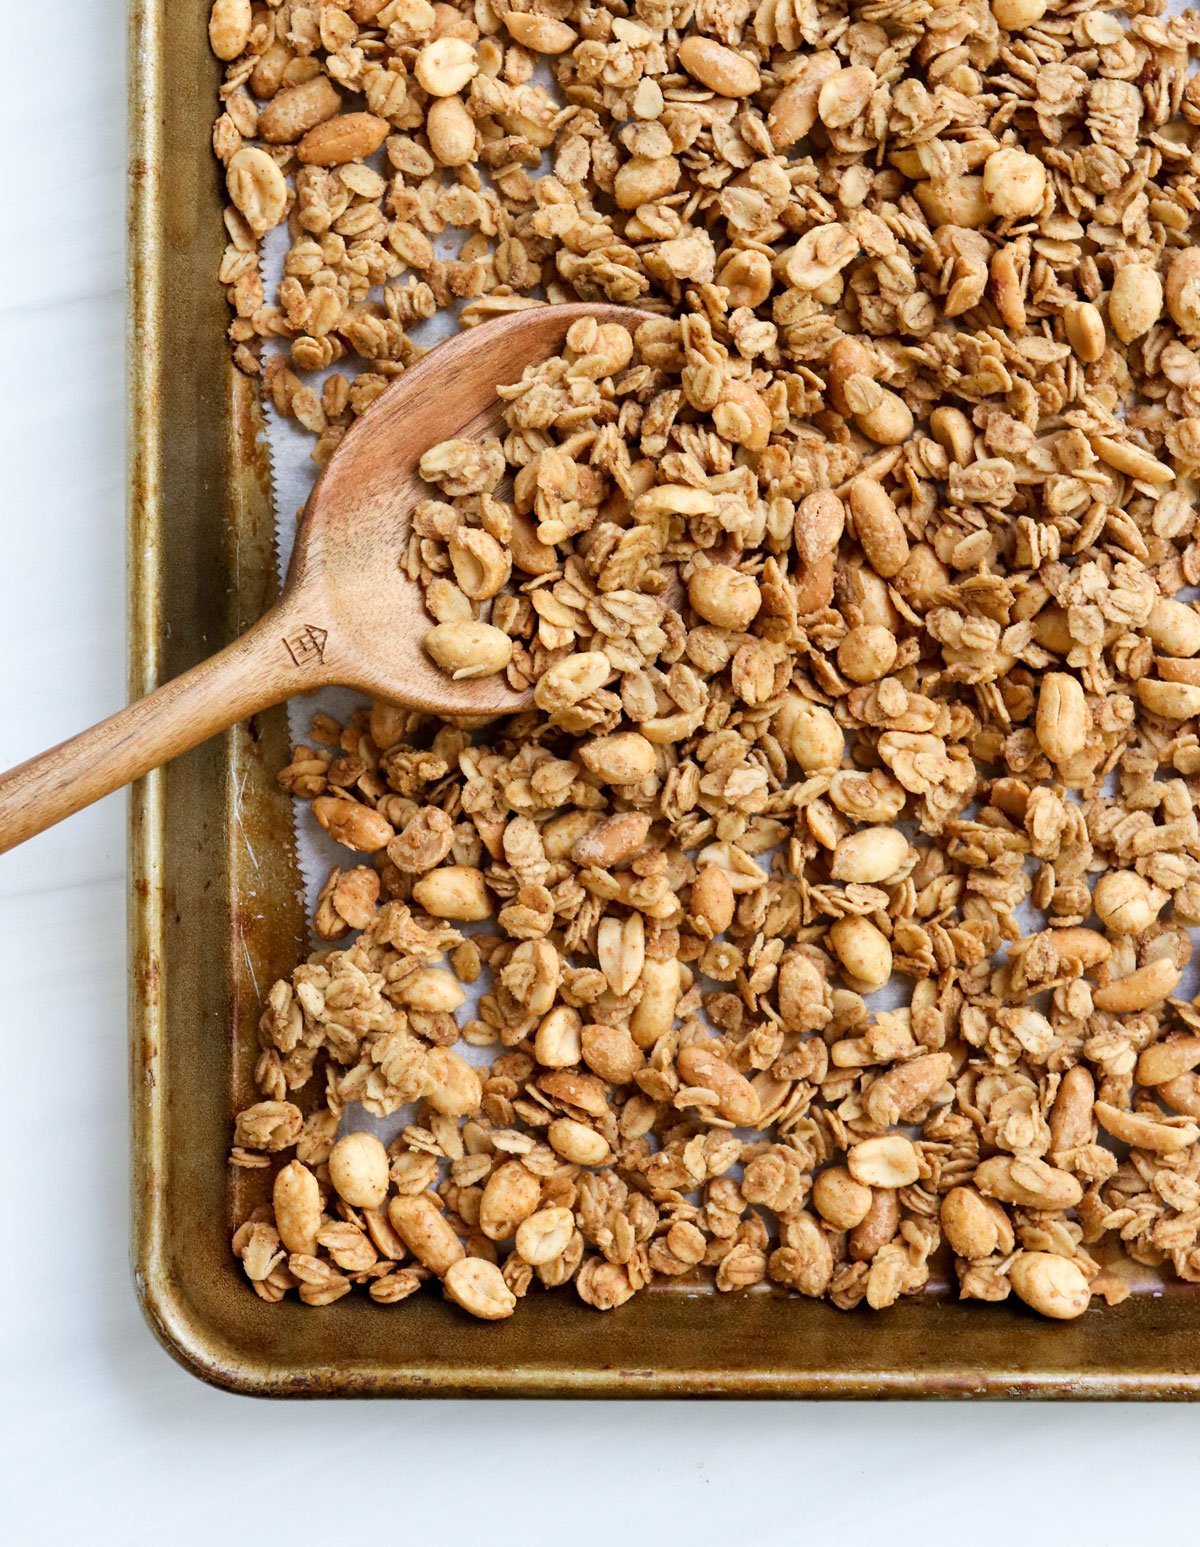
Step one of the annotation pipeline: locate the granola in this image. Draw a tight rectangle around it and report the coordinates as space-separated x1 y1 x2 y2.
216 0 1200 1322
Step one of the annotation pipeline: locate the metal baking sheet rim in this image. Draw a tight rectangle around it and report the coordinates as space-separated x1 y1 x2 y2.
125 0 1200 1398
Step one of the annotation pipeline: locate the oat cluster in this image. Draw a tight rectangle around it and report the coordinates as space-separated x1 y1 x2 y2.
217 0 1200 1322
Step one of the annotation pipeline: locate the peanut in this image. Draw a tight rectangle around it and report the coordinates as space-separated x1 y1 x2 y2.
1091 956 1181 1013
1064 301 1106 362
548 1118 611 1167
209 0 253 61
1092 871 1161 935
570 811 651 869
312 795 394 852
687 565 762 630
444 1257 517 1319
395 966 465 1013
578 732 656 785
829 915 892 992
982 147 1046 219
812 1167 872 1229
817 66 875 129
535 1005 583 1069
328 1131 389 1210
842 375 913 444
1035 672 1088 764
259 76 342 143
831 827 908 884
1147 598 1200 657
1166 247 1200 336
767 55 839 147
503 12 576 53
863 1052 952 1127
422 1047 483 1117
849 1187 901 1261
1136 1037 1200 1088
273 1160 322 1256
1135 678 1200 721
847 1135 921 1188
415 38 479 97
677 1042 760 1126
1049 1064 1095 1154
992 0 1046 24
581 1022 645 1084
677 36 761 97
974 1155 1082 1211
941 1187 1013 1261
426 95 476 166
412 865 493 921
387 1194 465 1274
837 624 897 684
785 700 844 772
1094 1100 1199 1155
226 146 288 236
848 477 909 578
630 957 682 1047
1109 263 1163 344
424 620 513 679
793 490 845 566
296 112 390 166
515 1207 575 1266
1009 1252 1090 1320
690 864 736 936
479 1161 541 1240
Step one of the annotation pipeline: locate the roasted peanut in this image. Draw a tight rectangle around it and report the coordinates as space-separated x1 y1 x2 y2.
831 827 908 884
829 915 892 992
329 1131 389 1210
209 0 252 60
687 565 762 631
415 38 479 96
1035 673 1088 764
387 1194 465 1275
578 732 656 785
1091 956 1181 1013
941 1187 1013 1261
226 146 288 236
259 77 342 143
1009 1252 1090 1320
515 1207 575 1266
848 477 909 578
974 1156 1083 1211
812 1167 872 1229
424 620 513 679
297 112 389 166
1109 263 1163 344
444 1257 517 1319
274 1161 322 1256
677 36 761 97
847 1135 921 1188
982 147 1046 219
677 1042 760 1126
412 865 493 921
479 1161 541 1240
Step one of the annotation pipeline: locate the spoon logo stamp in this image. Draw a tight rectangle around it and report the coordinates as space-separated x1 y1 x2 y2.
282 624 328 668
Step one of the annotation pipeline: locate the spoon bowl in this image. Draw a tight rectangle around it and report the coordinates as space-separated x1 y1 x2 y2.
0 303 655 851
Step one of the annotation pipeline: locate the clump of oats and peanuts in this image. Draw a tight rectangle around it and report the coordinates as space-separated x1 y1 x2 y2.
218 0 1200 1322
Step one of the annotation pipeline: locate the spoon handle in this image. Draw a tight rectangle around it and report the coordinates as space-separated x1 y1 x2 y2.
0 602 329 853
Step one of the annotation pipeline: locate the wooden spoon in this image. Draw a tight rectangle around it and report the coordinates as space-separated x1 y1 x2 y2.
0 302 655 853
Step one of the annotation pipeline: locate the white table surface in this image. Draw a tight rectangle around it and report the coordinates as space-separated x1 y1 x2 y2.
3 5 1199 1539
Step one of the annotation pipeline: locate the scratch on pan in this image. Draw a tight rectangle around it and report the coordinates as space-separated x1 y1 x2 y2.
232 764 262 883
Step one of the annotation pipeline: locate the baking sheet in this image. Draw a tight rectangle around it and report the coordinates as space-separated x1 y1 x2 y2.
129 0 1200 1397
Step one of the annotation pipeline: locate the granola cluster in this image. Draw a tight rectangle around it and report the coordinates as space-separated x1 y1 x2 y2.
217 0 1200 1322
